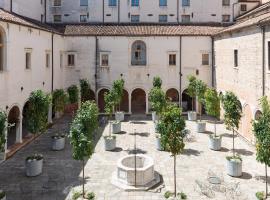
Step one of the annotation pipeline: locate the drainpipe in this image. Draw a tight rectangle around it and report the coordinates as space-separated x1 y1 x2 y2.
261 25 265 96
179 36 182 107
102 0 105 23
177 0 179 23
118 0 120 23
95 36 99 93
211 36 215 88
51 32 54 92
10 0 12 12
44 0 47 23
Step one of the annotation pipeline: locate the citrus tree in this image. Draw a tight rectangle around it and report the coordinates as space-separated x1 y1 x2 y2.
253 96 270 198
204 88 220 136
0 111 7 153
112 79 125 111
195 79 207 121
149 87 167 117
80 79 91 103
69 101 98 197
153 76 162 88
187 75 197 111
52 89 67 113
67 85 79 104
157 104 186 197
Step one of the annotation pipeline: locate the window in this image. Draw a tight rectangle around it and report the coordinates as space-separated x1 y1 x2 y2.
222 15 230 22
131 41 146 66
159 15 168 22
268 41 270 70
169 54 176 66
240 4 247 12
68 54 75 66
25 51 31 69
46 53 50 68
234 49 238 67
101 54 109 66
131 15 140 23
0 31 4 71
53 0 61 6
80 0 88 6
182 0 190 7
202 54 209 65
222 0 230 6
181 15 190 23
80 15 87 22
53 15 62 23
131 0 139 6
109 0 117 6
159 0 167 6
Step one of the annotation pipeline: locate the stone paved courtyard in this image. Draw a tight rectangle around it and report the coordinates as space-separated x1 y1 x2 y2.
0 114 268 200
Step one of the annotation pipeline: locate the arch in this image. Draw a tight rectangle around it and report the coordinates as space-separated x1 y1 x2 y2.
7 106 20 149
0 25 6 71
181 89 195 112
131 40 147 66
240 104 253 140
254 110 262 120
120 89 129 113
166 88 179 104
98 88 109 113
131 88 146 114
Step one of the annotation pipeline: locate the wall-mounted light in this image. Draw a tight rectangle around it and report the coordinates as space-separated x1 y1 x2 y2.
120 73 123 77
147 73 150 77
196 69 199 75
5 106 8 110
94 74 97 78
21 87 24 92
43 82 45 86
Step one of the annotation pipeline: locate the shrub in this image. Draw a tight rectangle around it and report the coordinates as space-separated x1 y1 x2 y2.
111 79 125 111
0 111 7 152
0 190 5 198
256 191 265 200
164 191 173 199
67 85 79 104
87 192 95 200
195 79 207 120
53 89 67 113
187 75 197 111
149 87 167 116
80 79 91 102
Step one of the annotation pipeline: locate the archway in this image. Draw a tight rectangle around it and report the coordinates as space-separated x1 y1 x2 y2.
120 90 129 113
131 89 146 114
166 88 179 104
22 101 30 139
182 89 195 112
241 104 253 140
254 110 262 120
7 106 20 149
98 89 109 113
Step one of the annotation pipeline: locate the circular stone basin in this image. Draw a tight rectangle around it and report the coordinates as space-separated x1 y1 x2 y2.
116 154 155 186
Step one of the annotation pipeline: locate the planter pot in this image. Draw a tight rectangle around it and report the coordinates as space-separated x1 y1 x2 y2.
156 137 162 151
197 121 206 133
112 122 121 134
226 159 242 177
188 111 197 121
115 112 125 122
209 136 222 151
0 152 5 162
152 112 159 121
51 136 65 151
25 158 43 177
104 137 116 151
154 122 158 133
55 111 63 119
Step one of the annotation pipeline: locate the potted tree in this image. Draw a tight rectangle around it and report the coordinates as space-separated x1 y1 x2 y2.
157 104 186 198
69 101 98 198
66 85 79 114
113 79 125 122
25 90 50 177
151 76 162 121
51 134 66 151
104 91 117 151
253 96 270 199
0 111 6 162
195 79 207 133
187 75 197 121
80 79 92 103
52 89 67 119
221 91 242 177
205 88 222 151
0 190 6 200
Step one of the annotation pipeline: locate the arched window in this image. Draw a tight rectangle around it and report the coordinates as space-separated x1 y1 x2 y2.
0 30 3 71
131 41 146 66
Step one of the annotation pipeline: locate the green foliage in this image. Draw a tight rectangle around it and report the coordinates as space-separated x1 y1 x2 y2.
164 191 173 199
69 101 98 161
0 111 7 152
86 192 95 200
149 87 167 115
204 88 220 119
153 76 162 88
177 192 187 200
67 85 79 104
187 75 197 99
157 104 186 156
195 79 207 104
226 154 242 162
104 91 117 118
26 90 51 135
256 191 265 200
53 89 67 112
112 79 125 110
221 91 242 130
80 79 92 102
72 191 82 200
253 97 270 167
0 190 5 198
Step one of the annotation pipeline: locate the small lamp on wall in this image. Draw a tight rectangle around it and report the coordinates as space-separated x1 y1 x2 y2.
43 82 45 86
21 87 24 92
5 106 8 110
147 73 150 78
120 73 123 77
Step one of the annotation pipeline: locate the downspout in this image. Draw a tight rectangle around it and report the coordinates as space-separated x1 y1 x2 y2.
51 32 54 92
211 36 215 88
10 0 13 12
95 36 99 93
45 0 47 23
262 25 265 96
177 0 179 23
102 0 105 23
179 36 182 107
118 0 120 23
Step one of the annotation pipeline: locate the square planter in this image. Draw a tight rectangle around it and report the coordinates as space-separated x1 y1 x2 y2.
51 136 65 151
25 157 44 177
196 121 206 133
188 111 197 121
226 158 242 177
209 136 222 151
104 136 116 151
115 112 125 122
112 121 121 134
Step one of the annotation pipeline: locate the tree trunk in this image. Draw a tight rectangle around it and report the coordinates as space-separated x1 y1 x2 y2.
266 164 268 197
82 159 85 198
191 97 194 111
214 118 217 137
174 155 177 197
232 129 235 157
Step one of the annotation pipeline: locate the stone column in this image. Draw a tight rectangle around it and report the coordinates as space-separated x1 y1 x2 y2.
48 104 53 124
145 92 149 114
128 92 132 114
16 116 22 143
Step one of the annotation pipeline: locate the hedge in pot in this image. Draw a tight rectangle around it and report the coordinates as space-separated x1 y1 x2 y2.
195 79 207 133
0 190 6 200
150 76 163 121
51 134 66 151
205 88 221 151
0 111 7 161
112 79 125 122
104 90 118 150
157 104 186 197
187 75 197 121
52 89 67 119
80 79 92 103
221 91 242 177
66 85 79 113
25 90 50 177
253 96 270 199
69 101 98 198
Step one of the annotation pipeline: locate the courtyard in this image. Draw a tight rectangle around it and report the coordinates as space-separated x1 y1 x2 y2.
0 114 266 200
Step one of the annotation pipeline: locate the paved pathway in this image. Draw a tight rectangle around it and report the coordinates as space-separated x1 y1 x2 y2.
0 115 267 200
